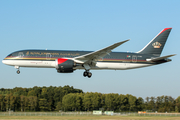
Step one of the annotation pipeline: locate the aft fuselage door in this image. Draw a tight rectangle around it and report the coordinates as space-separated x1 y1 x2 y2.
132 56 137 62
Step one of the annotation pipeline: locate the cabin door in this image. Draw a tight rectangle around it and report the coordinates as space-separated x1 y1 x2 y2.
46 53 51 60
132 56 137 62
18 52 24 58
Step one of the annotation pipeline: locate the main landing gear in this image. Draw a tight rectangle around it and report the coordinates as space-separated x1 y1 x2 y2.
83 70 92 78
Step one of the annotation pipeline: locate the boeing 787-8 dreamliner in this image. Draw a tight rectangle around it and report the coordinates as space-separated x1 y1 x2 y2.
2 28 175 78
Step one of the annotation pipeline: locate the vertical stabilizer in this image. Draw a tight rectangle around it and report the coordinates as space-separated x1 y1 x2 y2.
137 28 172 56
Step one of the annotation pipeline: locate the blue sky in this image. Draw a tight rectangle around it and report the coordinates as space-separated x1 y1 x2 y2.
0 0 180 99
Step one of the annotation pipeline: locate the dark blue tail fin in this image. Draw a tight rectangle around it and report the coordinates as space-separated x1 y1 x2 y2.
137 28 172 56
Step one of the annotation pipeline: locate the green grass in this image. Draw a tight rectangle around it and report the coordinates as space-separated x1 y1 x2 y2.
0 115 180 120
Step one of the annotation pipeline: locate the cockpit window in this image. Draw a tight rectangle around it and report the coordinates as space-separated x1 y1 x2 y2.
7 54 12 57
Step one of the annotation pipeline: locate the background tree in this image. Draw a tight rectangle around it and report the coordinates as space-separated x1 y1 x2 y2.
39 99 48 111
28 96 37 111
75 93 83 111
0 86 179 112
136 97 144 111
128 95 137 112
155 96 161 111
168 96 175 112
175 106 179 112
114 94 121 112
53 87 63 108
100 94 106 111
20 95 25 111
28 90 36 96
24 96 29 112
149 96 155 111
56 102 62 111
105 93 119 111
13 95 20 111
176 96 180 112
62 93 77 111
47 86 55 111
0 95 5 111
119 94 129 111
145 97 150 111
5 94 10 111
83 92 92 111
91 92 100 110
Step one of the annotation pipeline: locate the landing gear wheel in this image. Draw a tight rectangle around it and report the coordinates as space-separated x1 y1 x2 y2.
87 72 92 78
83 71 92 78
83 71 88 77
17 70 20 74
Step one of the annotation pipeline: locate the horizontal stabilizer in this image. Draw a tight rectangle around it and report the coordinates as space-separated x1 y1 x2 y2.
146 54 176 62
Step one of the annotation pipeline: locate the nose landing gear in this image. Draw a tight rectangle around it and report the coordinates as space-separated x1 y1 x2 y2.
83 70 92 78
15 66 20 74
17 70 20 74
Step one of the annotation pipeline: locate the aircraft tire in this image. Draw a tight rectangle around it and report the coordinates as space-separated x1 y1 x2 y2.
88 72 92 78
83 71 88 77
17 70 20 74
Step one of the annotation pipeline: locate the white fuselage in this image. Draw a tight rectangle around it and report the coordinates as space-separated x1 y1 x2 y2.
2 59 152 70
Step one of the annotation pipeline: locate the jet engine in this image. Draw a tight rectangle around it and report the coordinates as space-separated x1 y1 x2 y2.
55 58 76 73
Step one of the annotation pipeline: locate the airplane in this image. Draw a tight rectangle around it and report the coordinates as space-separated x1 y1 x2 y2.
2 28 176 78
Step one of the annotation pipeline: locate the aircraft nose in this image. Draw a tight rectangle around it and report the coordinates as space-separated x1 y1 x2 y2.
2 59 9 65
2 59 6 64
2 58 14 66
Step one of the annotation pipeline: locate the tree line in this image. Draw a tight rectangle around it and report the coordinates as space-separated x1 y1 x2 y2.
0 86 180 112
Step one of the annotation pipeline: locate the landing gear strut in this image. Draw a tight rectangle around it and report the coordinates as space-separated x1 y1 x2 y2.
83 70 92 78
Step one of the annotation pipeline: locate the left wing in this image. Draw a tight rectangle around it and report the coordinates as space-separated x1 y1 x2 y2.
73 40 129 65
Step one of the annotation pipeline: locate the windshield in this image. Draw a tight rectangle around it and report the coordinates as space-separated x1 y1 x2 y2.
7 54 12 57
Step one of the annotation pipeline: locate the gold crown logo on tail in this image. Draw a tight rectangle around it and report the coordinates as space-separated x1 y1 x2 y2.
152 42 161 48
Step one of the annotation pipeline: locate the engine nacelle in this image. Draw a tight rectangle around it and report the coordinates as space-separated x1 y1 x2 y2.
55 58 75 73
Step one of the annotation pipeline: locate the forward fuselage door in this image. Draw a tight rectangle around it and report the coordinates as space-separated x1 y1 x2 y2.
132 55 137 62
44 53 52 67
46 53 51 60
18 52 24 58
